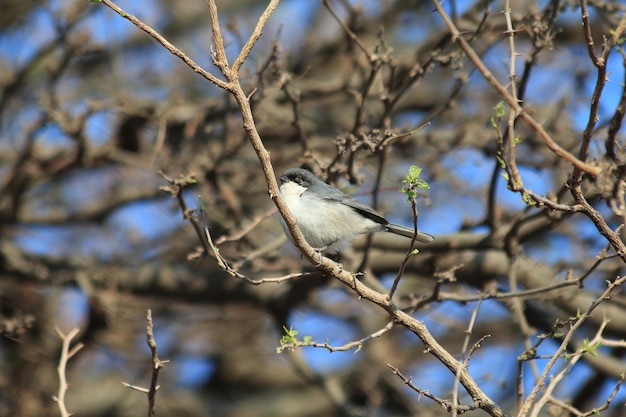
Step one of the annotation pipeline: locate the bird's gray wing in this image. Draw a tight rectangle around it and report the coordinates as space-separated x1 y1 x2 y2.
321 192 389 225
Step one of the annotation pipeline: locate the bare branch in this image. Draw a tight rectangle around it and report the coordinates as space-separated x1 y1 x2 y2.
521 275 626 416
146 309 165 417
99 0 230 90
277 320 396 353
385 362 480 414
431 0 601 177
53 327 83 417
232 0 280 73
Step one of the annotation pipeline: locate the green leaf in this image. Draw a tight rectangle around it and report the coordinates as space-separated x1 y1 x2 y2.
279 326 299 346
400 187 417 200
582 338 601 357
400 165 430 200
521 191 536 206
496 154 506 169
493 101 506 117
415 178 430 190
408 165 422 180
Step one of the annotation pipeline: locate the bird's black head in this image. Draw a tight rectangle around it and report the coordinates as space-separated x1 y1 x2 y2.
279 168 317 188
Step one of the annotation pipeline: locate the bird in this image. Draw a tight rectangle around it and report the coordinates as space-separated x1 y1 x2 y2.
278 167 434 255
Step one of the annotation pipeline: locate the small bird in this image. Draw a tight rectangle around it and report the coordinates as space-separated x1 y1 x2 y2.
279 167 434 255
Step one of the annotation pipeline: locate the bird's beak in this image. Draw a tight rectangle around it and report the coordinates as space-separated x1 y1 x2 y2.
279 174 288 183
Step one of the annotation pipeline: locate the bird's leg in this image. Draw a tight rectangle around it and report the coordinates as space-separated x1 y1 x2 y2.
325 252 343 273
313 246 326 267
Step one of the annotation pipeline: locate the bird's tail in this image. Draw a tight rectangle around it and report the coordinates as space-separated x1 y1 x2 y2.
386 223 435 243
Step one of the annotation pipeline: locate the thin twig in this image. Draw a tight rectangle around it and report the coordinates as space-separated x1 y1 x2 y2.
205 221 310 284
121 310 169 417
277 320 396 353
215 206 277 244
388 188 425 300
507 255 540 398
430 0 601 177
122 382 150 393
573 5 626 186
158 171 210 257
580 0 601 68
100 0 230 90
579 372 624 417
385 362 479 414
530 318 611 416
520 275 626 416
53 327 83 417
322 0 372 60
452 297 485 417
504 0 522 190
232 0 280 72
146 309 164 417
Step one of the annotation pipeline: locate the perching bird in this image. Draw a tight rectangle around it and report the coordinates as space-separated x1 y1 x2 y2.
279 167 434 255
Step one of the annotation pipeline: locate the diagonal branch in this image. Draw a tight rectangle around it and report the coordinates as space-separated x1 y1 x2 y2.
99 0 231 90
233 0 280 73
96 2 510 415
430 0 601 178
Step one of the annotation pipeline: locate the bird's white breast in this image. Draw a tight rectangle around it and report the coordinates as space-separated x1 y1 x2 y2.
279 182 380 253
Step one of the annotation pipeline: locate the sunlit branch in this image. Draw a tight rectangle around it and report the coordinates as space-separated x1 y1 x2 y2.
430 0 601 178
99 0 230 90
53 327 83 417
